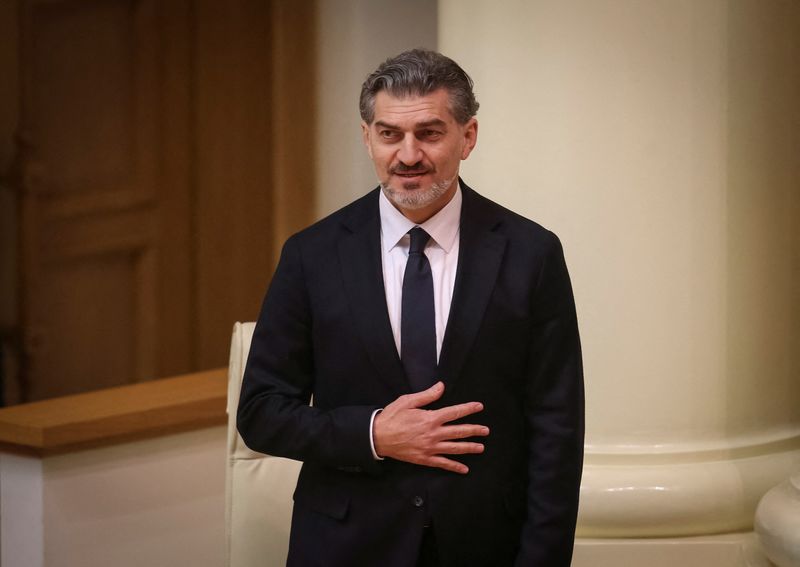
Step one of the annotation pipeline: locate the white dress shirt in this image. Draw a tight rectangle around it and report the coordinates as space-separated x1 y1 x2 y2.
369 184 462 459
379 185 462 359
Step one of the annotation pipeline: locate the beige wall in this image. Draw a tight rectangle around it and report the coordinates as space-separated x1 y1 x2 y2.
315 0 437 217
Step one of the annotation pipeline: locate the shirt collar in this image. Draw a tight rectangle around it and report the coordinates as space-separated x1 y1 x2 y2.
379 183 462 254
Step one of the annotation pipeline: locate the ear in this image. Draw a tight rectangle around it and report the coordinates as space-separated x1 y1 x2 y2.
361 121 373 159
460 118 478 160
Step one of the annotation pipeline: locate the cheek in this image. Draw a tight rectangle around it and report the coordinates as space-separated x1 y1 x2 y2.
374 149 396 169
433 150 461 173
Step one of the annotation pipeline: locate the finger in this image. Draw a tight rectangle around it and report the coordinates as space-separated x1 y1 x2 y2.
432 401 484 424
425 455 469 474
395 381 445 409
437 424 490 440
434 441 485 455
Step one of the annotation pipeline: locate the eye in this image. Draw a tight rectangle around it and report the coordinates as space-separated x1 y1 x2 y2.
379 130 400 141
420 129 442 140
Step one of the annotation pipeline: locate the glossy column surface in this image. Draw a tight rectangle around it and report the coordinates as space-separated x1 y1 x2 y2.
755 471 800 567
439 0 800 537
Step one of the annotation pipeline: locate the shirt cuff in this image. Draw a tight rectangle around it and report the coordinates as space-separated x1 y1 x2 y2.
369 408 385 460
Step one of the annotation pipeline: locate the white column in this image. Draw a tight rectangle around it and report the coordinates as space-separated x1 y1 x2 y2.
439 0 800 539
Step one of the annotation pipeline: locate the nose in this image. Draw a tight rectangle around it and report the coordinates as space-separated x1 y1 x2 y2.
397 135 423 166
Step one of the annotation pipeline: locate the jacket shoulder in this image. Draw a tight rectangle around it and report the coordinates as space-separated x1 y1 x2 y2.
285 188 380 247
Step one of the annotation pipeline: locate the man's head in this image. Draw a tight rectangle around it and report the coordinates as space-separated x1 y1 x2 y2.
360 49 479 223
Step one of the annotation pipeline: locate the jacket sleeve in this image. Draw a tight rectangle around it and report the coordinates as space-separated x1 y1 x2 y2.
516 232 585 566
236 235 381 471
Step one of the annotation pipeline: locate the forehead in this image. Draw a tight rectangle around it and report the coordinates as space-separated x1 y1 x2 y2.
372 89 455 126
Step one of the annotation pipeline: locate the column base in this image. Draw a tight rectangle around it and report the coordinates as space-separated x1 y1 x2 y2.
755 471 800 567
574 533 772 567
578 434 800 537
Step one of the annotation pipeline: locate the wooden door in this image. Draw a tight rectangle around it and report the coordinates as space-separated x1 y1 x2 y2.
15 0 189 400
11 0 315 402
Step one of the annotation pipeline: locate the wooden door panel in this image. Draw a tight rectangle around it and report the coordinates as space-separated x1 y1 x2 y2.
19 0 170 400
36 254 137 398
11 0 315 403
31 0 138 190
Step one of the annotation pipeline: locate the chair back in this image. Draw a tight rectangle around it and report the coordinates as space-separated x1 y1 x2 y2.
226 322 301 567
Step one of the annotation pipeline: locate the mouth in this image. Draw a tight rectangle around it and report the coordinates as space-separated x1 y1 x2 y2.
392 170 428 180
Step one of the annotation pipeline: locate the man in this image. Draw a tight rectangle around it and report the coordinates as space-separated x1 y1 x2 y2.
238 49 584 567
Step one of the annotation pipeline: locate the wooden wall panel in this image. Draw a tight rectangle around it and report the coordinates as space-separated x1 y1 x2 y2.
155 0 194 378
31 1 136 190
36 255 137 399
10 0 316 402
192 0 316 370
193 0 274 369
270 1 317 253
17 0 186 401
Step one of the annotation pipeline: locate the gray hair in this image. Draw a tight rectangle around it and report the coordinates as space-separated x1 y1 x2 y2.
359 49 479 125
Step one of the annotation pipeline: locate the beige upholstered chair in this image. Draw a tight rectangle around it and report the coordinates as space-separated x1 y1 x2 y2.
226 322 302 567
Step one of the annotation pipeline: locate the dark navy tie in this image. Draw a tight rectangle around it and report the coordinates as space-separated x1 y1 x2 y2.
401 227 437 392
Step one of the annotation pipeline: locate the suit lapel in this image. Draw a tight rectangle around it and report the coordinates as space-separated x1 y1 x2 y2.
438 184 507 387
337 190 409 395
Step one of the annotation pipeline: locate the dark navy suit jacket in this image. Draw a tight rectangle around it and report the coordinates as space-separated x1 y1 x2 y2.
237 182 584 566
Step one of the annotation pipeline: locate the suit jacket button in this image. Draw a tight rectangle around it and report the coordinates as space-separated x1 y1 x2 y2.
413 496 424 507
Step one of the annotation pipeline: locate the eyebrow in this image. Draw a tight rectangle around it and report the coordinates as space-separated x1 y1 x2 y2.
374 118 448 130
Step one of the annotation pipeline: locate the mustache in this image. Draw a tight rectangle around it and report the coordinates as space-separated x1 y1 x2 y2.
390 162 434 175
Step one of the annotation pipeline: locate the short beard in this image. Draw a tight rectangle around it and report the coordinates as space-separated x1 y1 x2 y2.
381 175 456 211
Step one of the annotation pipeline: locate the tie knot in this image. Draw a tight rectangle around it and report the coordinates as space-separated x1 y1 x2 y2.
408 227 431 255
